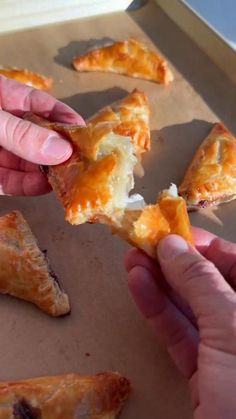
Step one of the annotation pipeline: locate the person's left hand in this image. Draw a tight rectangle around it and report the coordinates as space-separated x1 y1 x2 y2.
0 75 85 196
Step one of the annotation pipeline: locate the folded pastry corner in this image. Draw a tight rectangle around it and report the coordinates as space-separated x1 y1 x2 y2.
0 210 70 316
179 122 236 209
0 371 131 418
0 67 53 90
72 38 173 85
112 184 193 258
87 89 151 158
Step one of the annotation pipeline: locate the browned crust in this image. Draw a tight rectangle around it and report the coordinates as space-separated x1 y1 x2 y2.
0 210 70 316
179 122 236 208
72 38 173 85
112 191 193 259
0 372 131 418
0 67 53 90
24 114 124 225
87 89 151 156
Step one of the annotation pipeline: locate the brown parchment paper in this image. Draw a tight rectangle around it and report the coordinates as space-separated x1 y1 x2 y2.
0 2 235 418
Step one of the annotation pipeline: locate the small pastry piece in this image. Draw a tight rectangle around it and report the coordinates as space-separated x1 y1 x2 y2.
72 38 173 85
113 184 193 259
179 123 236 209
0 67 53 90
87 89 151 157
0 210 70 316
0 371 131 418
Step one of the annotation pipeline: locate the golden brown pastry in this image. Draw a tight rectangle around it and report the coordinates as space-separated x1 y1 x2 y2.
112 185 193 258
25 114 192 257
72 38 173 85
24 114 138 226
87 89 151 157
179 123 236 208
0 371 131 418
0 210 70 316
0 67 53 90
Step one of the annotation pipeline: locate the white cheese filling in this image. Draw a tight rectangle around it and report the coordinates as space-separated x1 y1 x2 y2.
125 193 146 210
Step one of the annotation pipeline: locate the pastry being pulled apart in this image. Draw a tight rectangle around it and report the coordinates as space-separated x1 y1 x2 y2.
0 371 131 418
179 123 236 209
26 113 192 258
0 210 70 316
0 67 53 90
113 185 193 259
72 38 173 85
87 89 151 158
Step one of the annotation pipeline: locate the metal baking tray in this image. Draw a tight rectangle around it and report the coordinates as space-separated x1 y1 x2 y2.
0 1 235 418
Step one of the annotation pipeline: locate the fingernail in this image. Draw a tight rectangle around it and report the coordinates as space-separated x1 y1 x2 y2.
158 235 189 260
42 136 72 161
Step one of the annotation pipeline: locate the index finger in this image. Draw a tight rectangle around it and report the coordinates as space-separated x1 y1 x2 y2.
0 75 85 125
192 226 236 285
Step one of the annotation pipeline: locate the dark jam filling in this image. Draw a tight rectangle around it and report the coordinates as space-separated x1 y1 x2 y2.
13 399 41 419
39 248 61 287
199 200 209 208
48 266 61 285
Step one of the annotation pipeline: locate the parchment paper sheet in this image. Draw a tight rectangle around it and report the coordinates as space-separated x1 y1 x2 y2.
0 2 235 418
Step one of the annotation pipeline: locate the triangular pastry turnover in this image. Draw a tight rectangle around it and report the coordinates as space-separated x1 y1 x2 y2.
0 210 70 316
179 123 236 208
0 372 131 419
0 67 53 90
72 38 173 85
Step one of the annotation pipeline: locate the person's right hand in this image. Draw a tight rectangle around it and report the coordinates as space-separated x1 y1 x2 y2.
125 227 236 419
0 75 85 196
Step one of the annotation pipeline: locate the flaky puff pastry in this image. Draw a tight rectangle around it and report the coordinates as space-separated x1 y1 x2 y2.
87 89 150 158
25 115 192 256
0 372 131 419
25 113 137 225
179 123 236 208
113 185 193 259
0 67 53 90
72 38 173 85
0 210 70 316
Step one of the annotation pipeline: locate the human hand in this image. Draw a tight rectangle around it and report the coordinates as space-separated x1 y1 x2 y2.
125 228 236 419
0 75 85 195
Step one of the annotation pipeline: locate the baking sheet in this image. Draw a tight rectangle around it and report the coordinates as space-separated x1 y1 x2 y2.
0 1 235 418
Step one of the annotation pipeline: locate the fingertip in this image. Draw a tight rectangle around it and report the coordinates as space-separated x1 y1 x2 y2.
65 114 86 126
191 226 216 248
128 265 146 288
128 265 163 318
49 101 86 126
40 135 73 165
55 112 86 126
124 248 146 272
157 235 189 261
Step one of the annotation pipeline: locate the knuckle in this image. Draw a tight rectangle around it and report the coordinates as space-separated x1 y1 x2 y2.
21 86 37 110
182 258 217 286
0 114 33 152
10 119 32 149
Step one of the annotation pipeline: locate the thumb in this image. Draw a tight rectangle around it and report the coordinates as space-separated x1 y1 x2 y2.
157 235 236 351
0 110 72 165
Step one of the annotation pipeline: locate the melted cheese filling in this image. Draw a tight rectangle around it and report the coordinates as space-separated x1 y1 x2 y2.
98 133 137 220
